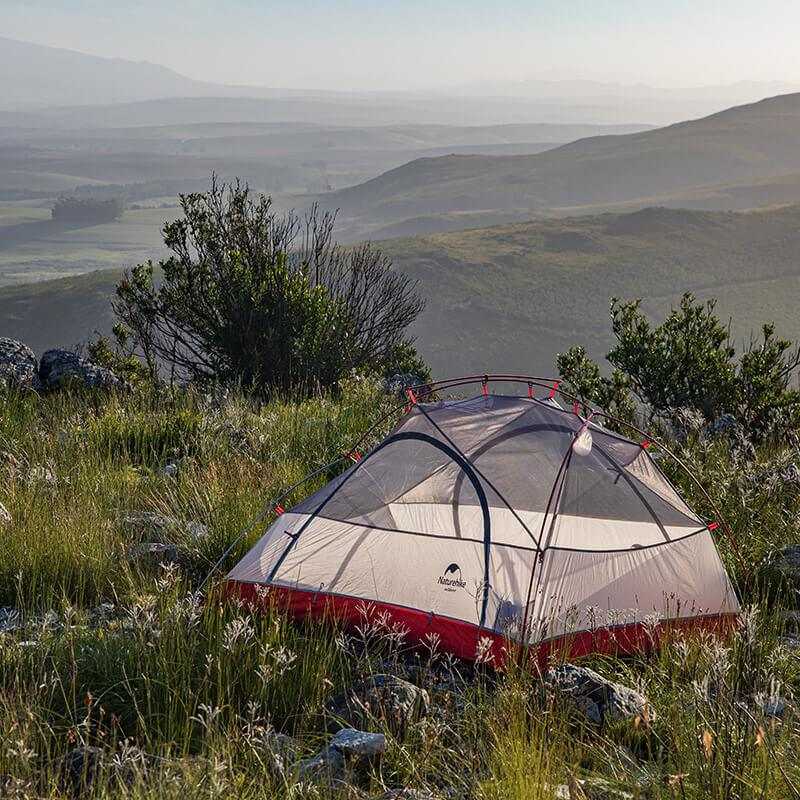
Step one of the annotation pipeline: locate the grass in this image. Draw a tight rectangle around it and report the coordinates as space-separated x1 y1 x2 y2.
0 380 799 798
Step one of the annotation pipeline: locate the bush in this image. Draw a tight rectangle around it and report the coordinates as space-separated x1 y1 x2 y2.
113 178 426 395
557 293 800 442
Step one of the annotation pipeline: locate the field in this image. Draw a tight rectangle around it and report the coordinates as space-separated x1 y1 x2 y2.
0 379 799 798
0 205 173 287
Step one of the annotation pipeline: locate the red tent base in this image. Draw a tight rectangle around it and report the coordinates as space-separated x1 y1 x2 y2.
224 580 739 668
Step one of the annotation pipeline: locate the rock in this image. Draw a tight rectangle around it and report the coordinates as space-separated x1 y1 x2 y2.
329 728 386 760
0 338 41 391
27 465 56 487
378 790 442 800
163 461 179 478
768 545 800 587
299 728 386 785
327 674 430 734
120 512 209 543
39 348 125 392
759 695 787 720
554 777 634 799
127 542 182 571
260 731 298 778
546 664 651 725
0 607 20 633
298 745 346 783
58 746 105 795
0 502 11 526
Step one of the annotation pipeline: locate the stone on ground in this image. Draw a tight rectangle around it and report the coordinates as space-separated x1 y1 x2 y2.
39 348 125 392
0 338 41 391
327 674 430 733
546 664 652 725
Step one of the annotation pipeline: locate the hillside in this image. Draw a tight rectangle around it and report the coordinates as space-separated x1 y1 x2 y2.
5 204 800 375
325 92 800 229
0 118 653 204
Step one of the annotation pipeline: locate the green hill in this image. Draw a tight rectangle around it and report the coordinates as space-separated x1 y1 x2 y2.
5 204 800 375
326 92 800 231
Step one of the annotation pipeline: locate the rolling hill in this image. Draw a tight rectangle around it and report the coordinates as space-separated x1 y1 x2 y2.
324 92 800 231
4 204 800 376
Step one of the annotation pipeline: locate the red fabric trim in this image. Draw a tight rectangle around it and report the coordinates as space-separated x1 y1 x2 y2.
225 581 510 664
223 581 738 668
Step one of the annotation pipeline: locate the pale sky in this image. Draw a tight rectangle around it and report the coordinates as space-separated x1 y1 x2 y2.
4 0 800 91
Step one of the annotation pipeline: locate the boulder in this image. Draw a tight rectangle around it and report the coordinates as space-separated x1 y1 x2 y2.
546 664 651 725
0 338 41 391
0 502 11 526
259 730 298 778
329 728 386 760
120 512 209 544
299 728 386 784
39 348 125 392
298 745 346 784
127 542 182 571
326 674 430 734
58 746 105 795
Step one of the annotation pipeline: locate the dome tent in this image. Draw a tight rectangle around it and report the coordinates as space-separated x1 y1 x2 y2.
226 377 739 664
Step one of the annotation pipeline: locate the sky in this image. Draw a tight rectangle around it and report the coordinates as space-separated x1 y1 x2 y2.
4 0 800 91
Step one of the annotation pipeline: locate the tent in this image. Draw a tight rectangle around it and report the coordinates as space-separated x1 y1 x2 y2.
226 382 739 663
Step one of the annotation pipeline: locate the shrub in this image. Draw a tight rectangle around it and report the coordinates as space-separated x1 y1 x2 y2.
557 293 800 442
113 178 426 395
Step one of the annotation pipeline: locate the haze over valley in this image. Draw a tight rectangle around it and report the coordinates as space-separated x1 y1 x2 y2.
4 33 800 374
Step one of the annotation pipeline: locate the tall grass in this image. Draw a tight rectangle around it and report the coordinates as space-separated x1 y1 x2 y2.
0 381 798 798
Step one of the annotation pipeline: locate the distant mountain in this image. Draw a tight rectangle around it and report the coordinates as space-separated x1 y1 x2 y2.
2 36 795 127
5 204 800 375
0 36 218 109
325 92 800 229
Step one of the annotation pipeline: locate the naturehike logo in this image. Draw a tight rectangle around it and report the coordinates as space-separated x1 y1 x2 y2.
437 562 466 592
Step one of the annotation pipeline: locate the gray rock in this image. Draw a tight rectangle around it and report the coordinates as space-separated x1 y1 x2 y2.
0 338 41 391
327 674 430 734
298 745 346 783
261 731 298 778
546 664 651 725
39 348 125 392
0 502 11 526
329 728 386 760
759 695 787 720
299 728 386 785
58 746 105 795
554 777 634 799
120 512 209 543
163 461 179 478
127 542 182 571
